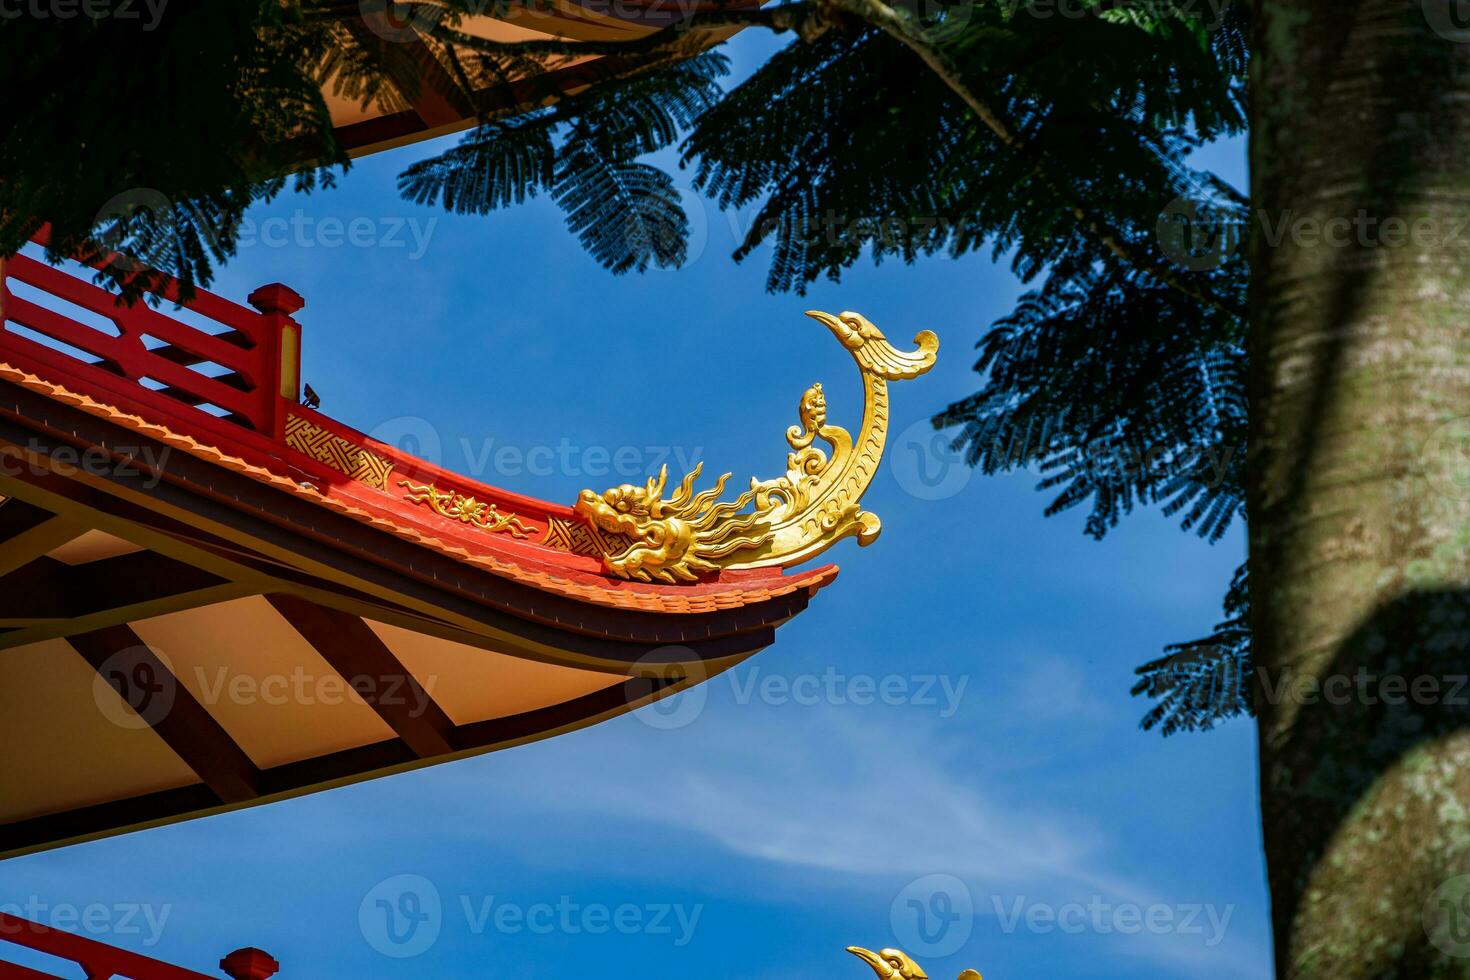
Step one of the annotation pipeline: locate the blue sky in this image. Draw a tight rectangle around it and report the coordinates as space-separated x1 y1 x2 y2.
1 34 1266 980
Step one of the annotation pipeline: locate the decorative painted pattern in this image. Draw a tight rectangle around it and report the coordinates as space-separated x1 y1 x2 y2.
542 515 636 558
284 413 394 489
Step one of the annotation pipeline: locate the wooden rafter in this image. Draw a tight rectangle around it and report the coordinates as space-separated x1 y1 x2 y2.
67 625 261 805
0 379 792 860
0 673 684 860
265 593 457 759
0 498 83 578
0 437 796 660
0 550 232 624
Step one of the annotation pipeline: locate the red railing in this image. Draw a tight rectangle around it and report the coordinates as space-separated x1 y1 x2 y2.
0 913 277 980
0 237 303 442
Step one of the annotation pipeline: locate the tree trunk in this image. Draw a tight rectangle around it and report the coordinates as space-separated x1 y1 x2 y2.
1251 1 1470 976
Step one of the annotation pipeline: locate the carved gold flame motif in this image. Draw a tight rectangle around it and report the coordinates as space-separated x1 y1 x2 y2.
847 946 982 980
573 311 938 582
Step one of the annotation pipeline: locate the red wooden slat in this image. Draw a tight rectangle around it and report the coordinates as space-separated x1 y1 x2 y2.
0 915 217 980
0 321 129 385
2 238 289 438
0 960 64 980
149 329 251 366
0 330 267 434
5 254 129 326
3 295 129 366
1 300 260 423
152 285 269 345
7 257 260 377
8 251 265 342
130 312 258 376
125 358 259 420
157 371 249 402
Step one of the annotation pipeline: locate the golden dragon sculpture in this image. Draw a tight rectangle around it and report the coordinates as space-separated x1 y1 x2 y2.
573 311 939 583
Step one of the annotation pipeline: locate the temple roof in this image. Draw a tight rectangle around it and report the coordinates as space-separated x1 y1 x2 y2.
324 1 740 158
0 361 837 615
0 242 832 858
0 199 938 857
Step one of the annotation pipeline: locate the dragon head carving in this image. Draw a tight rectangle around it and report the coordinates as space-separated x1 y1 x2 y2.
575 463 773 583
570 310 938 582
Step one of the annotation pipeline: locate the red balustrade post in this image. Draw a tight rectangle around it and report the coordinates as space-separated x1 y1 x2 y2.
220 946 279 980
247 283 306 440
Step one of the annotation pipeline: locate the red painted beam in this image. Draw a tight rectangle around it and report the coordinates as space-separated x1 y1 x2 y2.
0 914 218 980
0 960 62 980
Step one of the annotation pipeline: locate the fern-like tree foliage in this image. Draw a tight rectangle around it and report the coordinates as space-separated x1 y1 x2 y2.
0 0 1251 731
399 56 729 273
1 3 347 301
0 1 725 298
678 0 1254 735
1132 563 1250 735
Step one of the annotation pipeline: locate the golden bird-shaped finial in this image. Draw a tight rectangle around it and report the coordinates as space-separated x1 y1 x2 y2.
847 947 928 979
847 946 982 980
805 311 939 381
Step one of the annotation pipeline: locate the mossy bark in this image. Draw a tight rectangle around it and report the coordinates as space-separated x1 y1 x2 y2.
1252 1 1470 976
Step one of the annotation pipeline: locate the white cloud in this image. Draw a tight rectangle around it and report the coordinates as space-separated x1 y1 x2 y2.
416 697 1267 979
